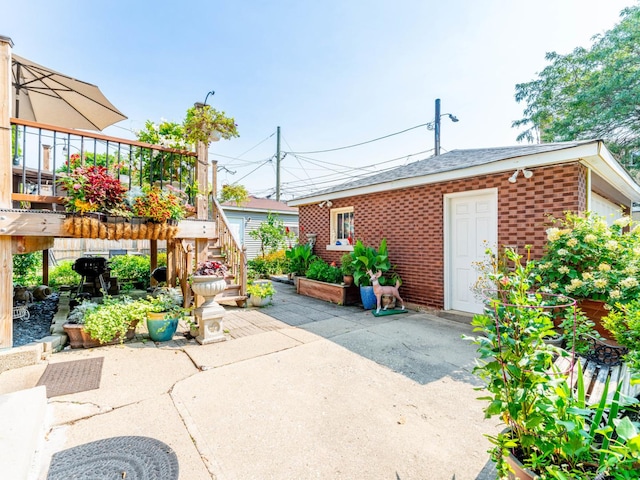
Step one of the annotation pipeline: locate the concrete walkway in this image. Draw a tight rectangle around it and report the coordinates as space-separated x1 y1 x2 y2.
0 281 499 480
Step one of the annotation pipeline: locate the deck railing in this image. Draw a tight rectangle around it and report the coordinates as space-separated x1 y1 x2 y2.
10 118 198 210
9 118 247 300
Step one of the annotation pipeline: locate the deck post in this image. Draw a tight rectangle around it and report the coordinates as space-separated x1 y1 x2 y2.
0 36 14 348
194 137 210 307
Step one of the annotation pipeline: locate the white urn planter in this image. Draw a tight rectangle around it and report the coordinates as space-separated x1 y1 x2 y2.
191 275 227 345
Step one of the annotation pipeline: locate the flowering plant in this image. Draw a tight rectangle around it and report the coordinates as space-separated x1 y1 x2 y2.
58 158 127 214
131 185 186 222
194 260 228 276
535 211 640 303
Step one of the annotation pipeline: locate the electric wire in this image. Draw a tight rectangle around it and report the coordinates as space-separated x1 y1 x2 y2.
231 157 274 185
209 131 275 164
285 122 430 154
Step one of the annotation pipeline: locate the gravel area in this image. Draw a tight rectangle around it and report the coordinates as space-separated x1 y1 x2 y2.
13 293 60 347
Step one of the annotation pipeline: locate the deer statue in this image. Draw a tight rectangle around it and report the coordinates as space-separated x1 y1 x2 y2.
367 270 404 314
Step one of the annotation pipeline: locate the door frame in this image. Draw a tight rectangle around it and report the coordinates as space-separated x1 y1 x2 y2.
443 187 498 311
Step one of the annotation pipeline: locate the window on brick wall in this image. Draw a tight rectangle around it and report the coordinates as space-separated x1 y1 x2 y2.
328 207 354 251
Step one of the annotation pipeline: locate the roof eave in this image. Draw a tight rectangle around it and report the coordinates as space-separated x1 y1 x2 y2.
289 142 616 206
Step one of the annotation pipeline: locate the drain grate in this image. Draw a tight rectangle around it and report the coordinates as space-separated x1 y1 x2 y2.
36 357 104 398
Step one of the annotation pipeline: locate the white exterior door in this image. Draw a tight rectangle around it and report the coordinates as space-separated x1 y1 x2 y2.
445 189 497 314
590 192 622 225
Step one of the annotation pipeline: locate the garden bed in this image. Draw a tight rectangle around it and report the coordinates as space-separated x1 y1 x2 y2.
297 277 359 306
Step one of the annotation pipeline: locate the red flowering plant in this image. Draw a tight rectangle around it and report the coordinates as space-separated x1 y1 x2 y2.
58 161 127 214
131 185 186 223
194 260 228 277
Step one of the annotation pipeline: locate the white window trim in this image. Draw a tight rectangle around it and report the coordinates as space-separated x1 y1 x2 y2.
327 206 354 251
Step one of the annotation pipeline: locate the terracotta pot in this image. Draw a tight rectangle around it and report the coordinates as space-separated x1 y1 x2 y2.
63 323 84 349
73 320 139 349
343 274 353 286
578 298 613 339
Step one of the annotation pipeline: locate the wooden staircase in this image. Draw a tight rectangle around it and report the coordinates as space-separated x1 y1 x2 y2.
175 198 248 308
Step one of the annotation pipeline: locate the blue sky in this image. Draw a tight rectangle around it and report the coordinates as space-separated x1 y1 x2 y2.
2 0 636 199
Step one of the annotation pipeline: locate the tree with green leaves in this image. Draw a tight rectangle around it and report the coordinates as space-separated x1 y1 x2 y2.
513 5 640 170
218 184 249 206
249 212 288 258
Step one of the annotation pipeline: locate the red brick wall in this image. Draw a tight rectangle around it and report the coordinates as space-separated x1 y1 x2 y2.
298 162 593 310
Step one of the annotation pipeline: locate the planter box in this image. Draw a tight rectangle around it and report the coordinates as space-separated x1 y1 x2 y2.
297 277 359 305
63 321 139 349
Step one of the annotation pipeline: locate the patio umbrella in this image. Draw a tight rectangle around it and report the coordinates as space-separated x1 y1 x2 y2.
11 54 127 131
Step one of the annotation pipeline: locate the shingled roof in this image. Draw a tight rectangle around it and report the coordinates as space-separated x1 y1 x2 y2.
293 141 595 201
221 195 298 213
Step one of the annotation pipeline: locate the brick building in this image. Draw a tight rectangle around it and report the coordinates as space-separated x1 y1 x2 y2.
288 140 640 315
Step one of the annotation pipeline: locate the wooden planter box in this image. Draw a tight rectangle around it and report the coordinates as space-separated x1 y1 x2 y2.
297 277 360 305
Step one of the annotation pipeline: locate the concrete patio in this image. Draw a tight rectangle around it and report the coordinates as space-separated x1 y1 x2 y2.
0 281 499 480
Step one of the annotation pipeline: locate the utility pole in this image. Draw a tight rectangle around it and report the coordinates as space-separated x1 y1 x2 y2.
434 98 441 156
276 126 281 201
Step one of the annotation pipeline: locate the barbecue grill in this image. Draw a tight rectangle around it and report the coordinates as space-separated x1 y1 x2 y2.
72 257 110 297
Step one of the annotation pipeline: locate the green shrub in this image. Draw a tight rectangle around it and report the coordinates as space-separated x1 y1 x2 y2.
13 252 42 286
109 255 151 289
285 244 318 276
603 300 640 373
49 260 81 289
247 250 287 278
306 259 342 284
340 253 355 275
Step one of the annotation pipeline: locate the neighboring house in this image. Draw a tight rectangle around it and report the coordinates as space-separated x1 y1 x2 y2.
220 196 299 259
288 140 640 315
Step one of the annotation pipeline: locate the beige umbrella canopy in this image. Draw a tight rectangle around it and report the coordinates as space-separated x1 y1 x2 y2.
11 54 127 131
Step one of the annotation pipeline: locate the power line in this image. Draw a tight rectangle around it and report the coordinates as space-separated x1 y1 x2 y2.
278 148 435 194
231 157 274 185
213 131 275 159
285 123 429 154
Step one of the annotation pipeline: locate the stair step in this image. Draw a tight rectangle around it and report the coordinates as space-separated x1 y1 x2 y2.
0 386 48 480
217 284 242 298
217 295 248 307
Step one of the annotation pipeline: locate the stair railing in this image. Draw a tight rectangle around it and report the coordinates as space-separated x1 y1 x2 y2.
210 196 247 297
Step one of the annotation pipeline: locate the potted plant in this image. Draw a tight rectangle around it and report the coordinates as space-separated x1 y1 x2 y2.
340 252 355 286
59 162 129 238
534 211 640 338
191 260 228 306
63 299 99 348
130 185 186 240
351 239 391 309
145 289 187 342
58 161 127 216
467 247 640 479
247 281 276 307
81 296 147 347
183 104 239 146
